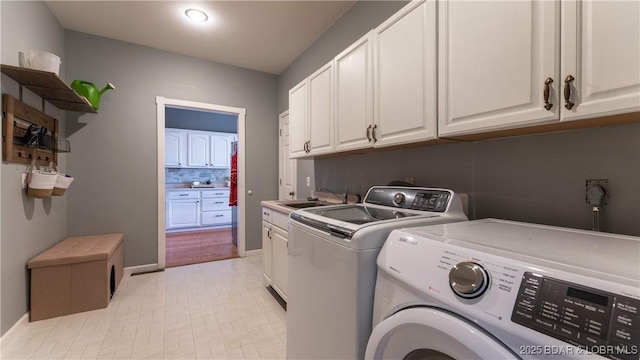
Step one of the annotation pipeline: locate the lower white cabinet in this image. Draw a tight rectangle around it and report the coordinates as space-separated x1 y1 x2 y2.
166 189 231 230
261 207 289 301
167 199 199 228
271 226 288 299
200 189 231 226
262 221 273 285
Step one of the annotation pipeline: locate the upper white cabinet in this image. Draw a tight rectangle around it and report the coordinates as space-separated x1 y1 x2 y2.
165 129 184 167
210 136 231 168
373 0 437 147
438 0 560 137
187 133 209 167
289 80 308 158
334 31 374 153
289 62 334 158
560 0 640 121
165 128 233 168
438 0 640 137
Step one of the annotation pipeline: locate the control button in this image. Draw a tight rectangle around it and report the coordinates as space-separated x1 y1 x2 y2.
449 261 489 299
616 299 640 316
614 313 640 330
558 326 581 342
393 193 406 206
612 324 638 344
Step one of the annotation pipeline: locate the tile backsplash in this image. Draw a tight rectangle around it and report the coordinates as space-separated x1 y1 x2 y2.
165 168 230 184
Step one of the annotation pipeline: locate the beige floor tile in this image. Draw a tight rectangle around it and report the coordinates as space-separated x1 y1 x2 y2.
0 256 286 360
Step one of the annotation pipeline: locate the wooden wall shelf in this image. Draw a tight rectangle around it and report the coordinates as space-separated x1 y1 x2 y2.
1 64 96 114
2 94 60 166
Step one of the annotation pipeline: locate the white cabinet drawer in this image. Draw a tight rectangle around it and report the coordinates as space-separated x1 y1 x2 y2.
272 211 289 230
262 207 272 222
167 191 199 200
201 190 230 198
201 210 232 225
201 198 229 211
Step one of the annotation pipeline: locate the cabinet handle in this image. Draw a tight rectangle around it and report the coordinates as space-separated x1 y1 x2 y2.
179 194 188 196
564 75 575 110
307 141 310 153
366 125 372 142
372 124 378 143
543 77 553 110
215 214 223 217
289 191 295 196
267 228 272 238
263 211 269 216
215 201 223 204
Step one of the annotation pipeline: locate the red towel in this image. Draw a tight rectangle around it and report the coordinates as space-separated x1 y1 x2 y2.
229 152 238 206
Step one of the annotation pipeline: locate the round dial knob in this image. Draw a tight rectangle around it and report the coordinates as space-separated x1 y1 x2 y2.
449 261 489 299
393 193 406 206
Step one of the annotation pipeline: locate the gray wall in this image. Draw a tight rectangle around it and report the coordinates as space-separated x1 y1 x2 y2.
314 124 640 236
0 1 68 336
278 1 409 199
63 30 278 267
165 107 238 133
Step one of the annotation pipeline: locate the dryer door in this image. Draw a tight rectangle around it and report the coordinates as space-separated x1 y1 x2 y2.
365 307 519 360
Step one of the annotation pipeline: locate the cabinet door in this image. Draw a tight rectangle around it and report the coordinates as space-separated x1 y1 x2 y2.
271 226 288 301
308 62 334 155
374 0 437 147
289 80 308 158
187 133 209 167
279 111 297 200
262 221 273 286
561 0 640 121
165 129 183 167
168 199 199 228
209 135 230 168
438 0 560 137
335 31 374 152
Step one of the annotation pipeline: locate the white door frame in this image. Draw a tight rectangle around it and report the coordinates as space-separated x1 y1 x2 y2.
156 96 247 269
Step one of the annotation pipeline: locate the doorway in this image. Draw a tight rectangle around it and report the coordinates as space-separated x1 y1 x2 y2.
156 96 246 270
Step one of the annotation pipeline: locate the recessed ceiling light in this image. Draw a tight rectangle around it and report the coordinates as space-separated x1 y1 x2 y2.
185 8 208 22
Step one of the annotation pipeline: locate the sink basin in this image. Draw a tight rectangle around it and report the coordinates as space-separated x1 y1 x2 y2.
277 201 332 209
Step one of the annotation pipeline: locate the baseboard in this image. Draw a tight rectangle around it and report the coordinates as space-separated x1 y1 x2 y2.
124 263 159 275
244 249 262 257
0 312 28 347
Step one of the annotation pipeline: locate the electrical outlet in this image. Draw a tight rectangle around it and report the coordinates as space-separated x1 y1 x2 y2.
405 177 415 185
586 179 609 205
306 177 311 187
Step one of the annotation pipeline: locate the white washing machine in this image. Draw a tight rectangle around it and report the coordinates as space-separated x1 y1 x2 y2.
287 186 468 359
366 219 640 360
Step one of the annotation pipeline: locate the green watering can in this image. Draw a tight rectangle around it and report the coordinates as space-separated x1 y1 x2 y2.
71 80 115 110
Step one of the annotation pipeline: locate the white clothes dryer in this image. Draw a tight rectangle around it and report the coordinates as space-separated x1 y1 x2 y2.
366 219 640 360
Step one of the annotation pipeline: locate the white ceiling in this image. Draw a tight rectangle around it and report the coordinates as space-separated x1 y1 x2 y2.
45 1 356 75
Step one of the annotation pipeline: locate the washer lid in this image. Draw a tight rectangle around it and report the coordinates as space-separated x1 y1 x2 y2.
303 204 421 225
365 307 518 359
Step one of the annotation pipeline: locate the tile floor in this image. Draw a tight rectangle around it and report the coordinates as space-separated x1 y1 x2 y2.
1 256 286 360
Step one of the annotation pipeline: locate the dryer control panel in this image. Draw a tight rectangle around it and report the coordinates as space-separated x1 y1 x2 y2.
512 272 639 360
